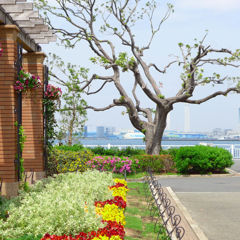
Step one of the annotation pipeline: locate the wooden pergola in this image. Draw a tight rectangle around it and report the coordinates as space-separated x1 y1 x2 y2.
0 0 56 197
0 0 56 50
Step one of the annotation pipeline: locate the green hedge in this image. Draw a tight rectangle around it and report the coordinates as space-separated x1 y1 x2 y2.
173 146 234 174
54 144 84 152
87 146 145 157
133 154 175 173
47 148 93 175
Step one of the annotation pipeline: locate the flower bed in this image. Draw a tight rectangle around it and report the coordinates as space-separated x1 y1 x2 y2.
0 172 128 240
87 156 140 174
41 179 128 240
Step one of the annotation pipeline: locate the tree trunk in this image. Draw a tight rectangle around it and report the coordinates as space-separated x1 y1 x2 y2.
145 111 168 155
68 109 76 146
68 127 73 146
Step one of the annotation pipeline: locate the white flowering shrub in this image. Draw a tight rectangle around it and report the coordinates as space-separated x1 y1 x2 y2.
0 170 114 239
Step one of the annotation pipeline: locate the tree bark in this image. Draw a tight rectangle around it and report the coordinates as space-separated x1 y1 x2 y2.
68 110 76 146
145 110 168 155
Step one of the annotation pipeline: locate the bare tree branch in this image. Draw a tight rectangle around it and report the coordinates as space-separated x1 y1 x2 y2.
185 87 240 104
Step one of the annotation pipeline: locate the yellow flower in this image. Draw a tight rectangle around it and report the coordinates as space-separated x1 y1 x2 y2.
114 179 127 187
92 236 122 240
111 186 128 201
100 204 126 225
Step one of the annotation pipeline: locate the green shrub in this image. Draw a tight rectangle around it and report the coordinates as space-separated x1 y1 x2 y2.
7 235 42 240
174 146 234 174
133 154 175 173
88 146 145 157
163 148 179 158
54 144 84 152
47 148 93 175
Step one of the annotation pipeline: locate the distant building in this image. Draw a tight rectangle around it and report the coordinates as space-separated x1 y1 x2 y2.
83 126 88 138
212 128 223 137
166 113 171 131
165 132 208 139
105 127 116 137
96 126 105 138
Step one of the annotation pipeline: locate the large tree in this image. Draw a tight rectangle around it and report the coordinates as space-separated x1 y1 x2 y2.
36 0 240 154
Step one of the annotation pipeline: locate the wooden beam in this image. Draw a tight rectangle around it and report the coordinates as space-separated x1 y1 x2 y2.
0 1 56 47
10 10 39 20
35 35 57 44
17 18 44 27
0 6 41 52
23 24 49 34
1 3 33 13
0 0 15 4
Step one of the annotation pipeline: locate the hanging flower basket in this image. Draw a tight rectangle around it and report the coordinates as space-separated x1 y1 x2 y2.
14 69 41 93
44 84 62 100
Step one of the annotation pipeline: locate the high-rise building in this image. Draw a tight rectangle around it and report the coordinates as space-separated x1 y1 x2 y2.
166 113 171 131
184 103 190 132
105 127 116 137
96 126 105 138
83 126 88 138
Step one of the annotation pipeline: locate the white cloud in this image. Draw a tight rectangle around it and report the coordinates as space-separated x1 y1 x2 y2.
177 0 240 11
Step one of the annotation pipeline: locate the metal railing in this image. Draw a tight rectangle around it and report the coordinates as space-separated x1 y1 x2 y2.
144 169 185 240
84 143 240 159
23 169 35 185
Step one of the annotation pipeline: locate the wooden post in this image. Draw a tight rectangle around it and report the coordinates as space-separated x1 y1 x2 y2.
22 52 46 182
0 25 20 197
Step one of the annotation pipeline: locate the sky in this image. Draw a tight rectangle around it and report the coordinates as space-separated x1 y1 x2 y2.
41 0 240 132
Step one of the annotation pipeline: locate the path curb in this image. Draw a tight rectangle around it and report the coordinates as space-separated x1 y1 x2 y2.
165 187 208 240
126 171 240 182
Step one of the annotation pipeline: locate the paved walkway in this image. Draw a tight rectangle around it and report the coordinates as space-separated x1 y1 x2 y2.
158 162 240 240
231 159 240 173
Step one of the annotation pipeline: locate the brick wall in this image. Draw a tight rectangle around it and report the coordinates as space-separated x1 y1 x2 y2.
0 26 19 183
22 52 46 172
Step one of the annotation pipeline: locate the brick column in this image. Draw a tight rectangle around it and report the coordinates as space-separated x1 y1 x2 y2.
0 25 19 197
22 52 46 181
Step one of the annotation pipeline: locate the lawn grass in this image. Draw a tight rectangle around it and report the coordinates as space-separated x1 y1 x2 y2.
125 182 170 240
112 172 147 179
112 171 179 180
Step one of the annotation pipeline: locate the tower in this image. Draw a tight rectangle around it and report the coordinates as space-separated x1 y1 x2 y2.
166 113 171 131
184 103 190 132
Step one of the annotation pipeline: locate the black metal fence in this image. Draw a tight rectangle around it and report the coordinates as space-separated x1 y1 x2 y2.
144 169 185 240
43 65 49 171
24 168 35 185
0 178 2 194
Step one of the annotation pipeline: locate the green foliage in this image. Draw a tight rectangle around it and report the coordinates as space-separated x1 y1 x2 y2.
14 122 26 181
6 235 42 240
88 146 145 157
115 53 136 72
47 148 93 175
157 94 165 99
43 98 57 151
173 146 234 174
47 53 87 146
119 95 125 103
0 171 113 238
133 154 175 173
0 196 10 220
54 144 84 152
